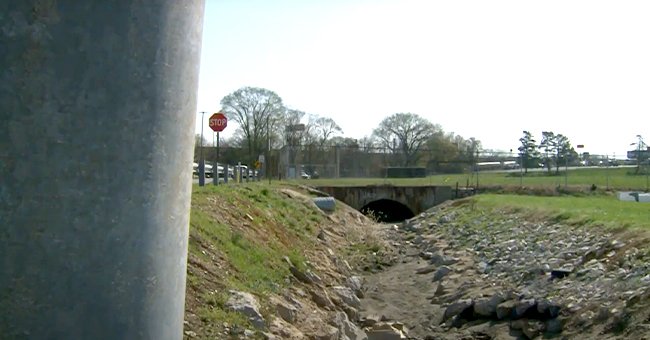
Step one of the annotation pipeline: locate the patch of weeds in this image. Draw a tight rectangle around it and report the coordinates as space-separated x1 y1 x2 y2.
287 249 307 271
261 188 269 196
231 232 245 249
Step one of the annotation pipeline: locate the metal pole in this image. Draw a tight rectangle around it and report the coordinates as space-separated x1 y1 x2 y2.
564 153 568 188
267 115 271 184
0 2 205 339
199 111 206 186
213 132 219 186
606 154 610 190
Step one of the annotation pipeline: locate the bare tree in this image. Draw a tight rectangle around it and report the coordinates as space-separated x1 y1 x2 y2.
312 116 343 148
372 113 435 166
220 87 285 165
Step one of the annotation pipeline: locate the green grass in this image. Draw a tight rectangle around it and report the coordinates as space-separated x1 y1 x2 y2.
188 183 324 332
470 194 650 229
301 167 650 191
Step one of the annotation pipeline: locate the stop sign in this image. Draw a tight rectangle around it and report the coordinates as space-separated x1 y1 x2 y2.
209 112 227 132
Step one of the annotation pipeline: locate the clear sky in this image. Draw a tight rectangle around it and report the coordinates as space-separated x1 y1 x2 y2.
196 0 649 158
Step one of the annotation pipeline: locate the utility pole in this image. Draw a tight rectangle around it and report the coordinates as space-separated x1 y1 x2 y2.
199 111 206 186
267 115 271 184
0 2 205 339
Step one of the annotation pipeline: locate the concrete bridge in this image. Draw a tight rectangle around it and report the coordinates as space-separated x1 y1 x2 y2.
316 185 452 222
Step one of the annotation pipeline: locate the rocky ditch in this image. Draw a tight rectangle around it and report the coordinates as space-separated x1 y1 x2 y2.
358 201 650 339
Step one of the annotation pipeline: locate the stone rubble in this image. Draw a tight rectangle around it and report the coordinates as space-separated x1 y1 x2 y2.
359 203 650 339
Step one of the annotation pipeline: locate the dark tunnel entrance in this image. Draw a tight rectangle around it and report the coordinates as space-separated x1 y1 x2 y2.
360 199 415 223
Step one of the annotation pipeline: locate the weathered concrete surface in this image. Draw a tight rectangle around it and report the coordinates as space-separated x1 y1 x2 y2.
316 185 452 216
0 1 205 339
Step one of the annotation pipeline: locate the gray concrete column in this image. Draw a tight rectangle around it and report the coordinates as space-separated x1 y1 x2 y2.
0 1 205 339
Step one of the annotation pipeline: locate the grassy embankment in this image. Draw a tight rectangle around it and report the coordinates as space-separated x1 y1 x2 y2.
460 194 649 230
186 183 324 336
302 167 649 191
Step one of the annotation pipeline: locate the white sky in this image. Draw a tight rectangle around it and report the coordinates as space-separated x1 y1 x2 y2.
196 0 649 158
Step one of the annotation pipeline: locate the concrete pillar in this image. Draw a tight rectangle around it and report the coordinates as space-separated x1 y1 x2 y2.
0 1 205 339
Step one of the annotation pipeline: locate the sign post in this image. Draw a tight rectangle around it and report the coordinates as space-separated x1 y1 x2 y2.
209 111 227 185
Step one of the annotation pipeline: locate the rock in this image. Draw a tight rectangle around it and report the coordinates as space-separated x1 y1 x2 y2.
545 318 564 334
226 290 266 329
522 320 543 339
184 330 197 338
514 299 536 318
310 287 334 309
306 270 323 283
312 325 339 340
439 215 452 224
366 322 407 340
244 329 256 338
346 276 364 298
334 311 368 340
317 229 327 241
474 294 505 317
550 268 572 280
430 254 458 266
269 296 298 324
536 299 561 318
433 266 452 282
432 282 445 297
332 286 361 308
443 299 473 321
289 265 314 284
416 266 437 275
496 301 516 320
420 251 435 260
360 315 380 327
477 261 489 274
262 332 279 340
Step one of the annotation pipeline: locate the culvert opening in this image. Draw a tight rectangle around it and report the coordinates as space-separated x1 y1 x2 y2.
360 199 415 223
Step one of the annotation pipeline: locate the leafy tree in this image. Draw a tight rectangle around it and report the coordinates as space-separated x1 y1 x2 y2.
539 131 574 174
553 133 573 174
220 87 285 165
518 131 539 174
372 113 435 166
539 131 556 173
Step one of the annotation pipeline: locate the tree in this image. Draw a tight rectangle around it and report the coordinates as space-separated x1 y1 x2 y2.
553 133 573 174
372 113 435 166
220 87 285 165
518 131 539 174
312 116 343 148
539 131 555 174
539 131 573 174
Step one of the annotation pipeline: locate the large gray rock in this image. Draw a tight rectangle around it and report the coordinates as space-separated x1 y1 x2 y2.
433 266 452 282
332 286 361 308
269 296 298 324
226 290 266 329
334 312 368 340
496 301 516 320
310 287 335 309
346 276 364 298
514 299 536 318
443 299 473 321
473 294 505 317
430 253 458 266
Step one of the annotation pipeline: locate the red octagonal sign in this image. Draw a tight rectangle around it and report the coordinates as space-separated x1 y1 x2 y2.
209 112 227 132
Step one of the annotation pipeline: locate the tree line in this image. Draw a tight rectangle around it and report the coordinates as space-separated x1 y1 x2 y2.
196 86 481 173
518 130 579 174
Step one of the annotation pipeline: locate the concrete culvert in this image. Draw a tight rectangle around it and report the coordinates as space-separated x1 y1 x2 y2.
360 199 415 223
